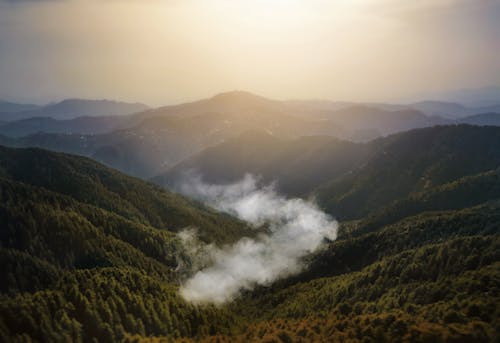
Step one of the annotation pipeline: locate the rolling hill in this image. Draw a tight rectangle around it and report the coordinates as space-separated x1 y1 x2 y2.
458 112 500 126
0 145 252 244
0 100 39 114
1 140 498 342
0 115 144 138
155 130 371 196
315 125 500 220
2 92 500 141
407 101 468 119
0 145 259 341
0 93 344 177
306 105 448 136
0 99 148 121
0 92 454 178
3 92 500 180
156 125 500 219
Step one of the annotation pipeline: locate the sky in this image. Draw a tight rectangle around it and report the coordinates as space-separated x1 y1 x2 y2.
0 0 499 106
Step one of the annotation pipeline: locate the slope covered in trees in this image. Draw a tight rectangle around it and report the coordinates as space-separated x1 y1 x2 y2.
0 146 252 243
157 125 500 219
1 134 499 342
0 146 253 342
315 125 500 220
156 130 371 196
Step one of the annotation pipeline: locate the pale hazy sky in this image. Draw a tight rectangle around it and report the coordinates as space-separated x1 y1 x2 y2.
0 0 499 105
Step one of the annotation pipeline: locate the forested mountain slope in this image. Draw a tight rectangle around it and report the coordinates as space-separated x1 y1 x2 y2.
316 125 500 220
158 125 500 219
0 146 253 342
0 146 252 243
156 130 372 196
123 195 500 342
356 168 500 233
1 143 499 342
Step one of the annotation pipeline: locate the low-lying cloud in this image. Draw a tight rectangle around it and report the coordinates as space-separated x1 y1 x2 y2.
178 174 338 304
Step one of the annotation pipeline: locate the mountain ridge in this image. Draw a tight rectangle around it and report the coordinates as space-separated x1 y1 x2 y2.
0 98 149 121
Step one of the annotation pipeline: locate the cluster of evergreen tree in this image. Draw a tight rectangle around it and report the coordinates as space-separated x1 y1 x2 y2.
0 146 249 341
1 125 499 342
316 125 500 220
214 206 499 342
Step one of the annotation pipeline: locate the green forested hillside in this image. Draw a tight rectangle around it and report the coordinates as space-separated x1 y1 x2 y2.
316 125 500 220
0 146 254 342
227 238 499 342
1 130 499 342
120 204 500 343
156 130 371 196
0 145 263 341
0 146 252 244
357 168 500 233
156 125 500 218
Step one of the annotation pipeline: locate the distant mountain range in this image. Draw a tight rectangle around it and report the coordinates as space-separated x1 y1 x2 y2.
0 98 149 121
288 98 500 120
428 86 500 107
458 112 500 126
0 115 144 137
0 100 39 114
1 91 499 136
0 91 499 178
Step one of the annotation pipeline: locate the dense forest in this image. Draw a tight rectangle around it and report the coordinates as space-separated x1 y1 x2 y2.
1 125 499 342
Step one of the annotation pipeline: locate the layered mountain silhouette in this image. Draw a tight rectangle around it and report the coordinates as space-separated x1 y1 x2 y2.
157 125 500 217
1 91 499 138
458 112 500 126
0 115 144 137
0 99 148 121
155 130 371 196
0 100 39 114
1 91 499 180
315 125 500 219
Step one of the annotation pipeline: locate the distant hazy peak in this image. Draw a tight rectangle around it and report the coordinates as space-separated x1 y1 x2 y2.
211 90 268 100
333 105 424 116
208 90 281 106
410 100 466 108
1 98 150 121
0 100 40 113
47 98 149 110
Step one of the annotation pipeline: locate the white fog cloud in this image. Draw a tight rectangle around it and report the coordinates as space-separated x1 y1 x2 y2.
178 174 337 304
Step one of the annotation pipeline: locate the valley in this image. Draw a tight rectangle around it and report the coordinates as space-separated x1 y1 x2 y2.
2 0 499 341
1 122 499 342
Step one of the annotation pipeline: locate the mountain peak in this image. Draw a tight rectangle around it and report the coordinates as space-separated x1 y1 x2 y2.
210 91 275 104
53 98 148 108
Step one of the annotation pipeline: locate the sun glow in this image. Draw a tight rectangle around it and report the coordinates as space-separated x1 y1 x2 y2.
0 0 498 105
